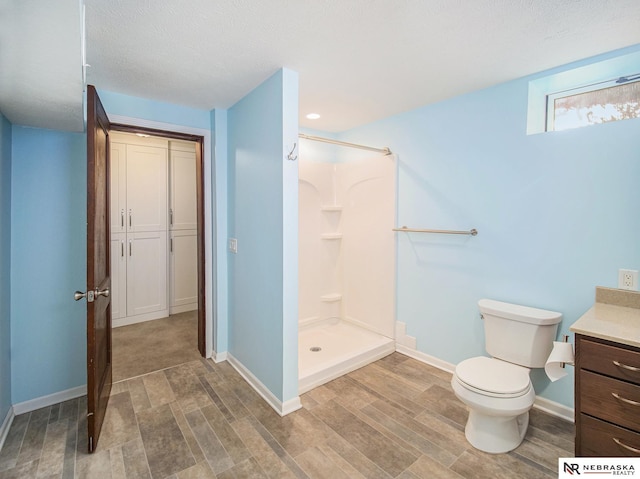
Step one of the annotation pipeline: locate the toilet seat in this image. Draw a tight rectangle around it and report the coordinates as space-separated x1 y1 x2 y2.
455 357 531 398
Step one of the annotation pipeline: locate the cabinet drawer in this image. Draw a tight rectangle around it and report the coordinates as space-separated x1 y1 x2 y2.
581 370 640 432
579 338 640 384
580 414 640 457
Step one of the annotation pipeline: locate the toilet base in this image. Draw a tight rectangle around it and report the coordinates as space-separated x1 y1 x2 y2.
465 410 529 454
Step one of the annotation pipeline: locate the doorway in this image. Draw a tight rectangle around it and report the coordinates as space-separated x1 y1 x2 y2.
108 123 206 381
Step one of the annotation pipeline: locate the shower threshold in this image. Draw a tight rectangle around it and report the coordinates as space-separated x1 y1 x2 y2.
298 318 395 394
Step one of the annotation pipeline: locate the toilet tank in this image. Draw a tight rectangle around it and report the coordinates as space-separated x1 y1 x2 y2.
479 299 562 368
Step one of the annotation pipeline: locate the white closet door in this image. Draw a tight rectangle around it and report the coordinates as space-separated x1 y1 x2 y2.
170 230 198 313
126 231 168 317
170 146 197 230
110 142 127 233
126 144 168 232
110 233 127 319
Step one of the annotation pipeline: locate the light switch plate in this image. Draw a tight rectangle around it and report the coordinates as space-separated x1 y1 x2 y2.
229 238 237 254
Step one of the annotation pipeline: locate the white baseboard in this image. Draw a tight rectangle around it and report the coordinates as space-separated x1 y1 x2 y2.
113 310 169 328
395 344 575 423
396 344 456 374
169 303 198 315
533 396 575 422
226 353 301 416
213 351 228 363
12 385 87 415
0 407 15 452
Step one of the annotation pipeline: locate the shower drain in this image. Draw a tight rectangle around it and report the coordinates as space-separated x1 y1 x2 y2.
309 346 322 352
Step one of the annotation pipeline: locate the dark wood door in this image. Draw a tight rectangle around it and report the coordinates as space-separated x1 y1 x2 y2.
195 140 206 356
86 85 112 453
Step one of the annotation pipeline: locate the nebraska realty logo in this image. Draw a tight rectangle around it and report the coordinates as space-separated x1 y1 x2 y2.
559 458 639 477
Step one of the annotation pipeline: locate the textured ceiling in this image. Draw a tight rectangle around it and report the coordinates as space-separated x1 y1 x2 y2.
0 0 84 131
2 0 640 133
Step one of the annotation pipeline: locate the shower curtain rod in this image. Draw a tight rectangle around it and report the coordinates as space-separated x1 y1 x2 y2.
298 133 392 155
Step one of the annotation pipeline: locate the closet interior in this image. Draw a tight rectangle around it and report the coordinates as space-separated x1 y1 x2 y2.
109 131 198 328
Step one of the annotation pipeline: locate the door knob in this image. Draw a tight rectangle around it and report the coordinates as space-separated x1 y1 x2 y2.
74 290 95 302
74 288 108 301
95 288 110 298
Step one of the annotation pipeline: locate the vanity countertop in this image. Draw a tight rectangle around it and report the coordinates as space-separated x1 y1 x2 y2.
570 287 640 348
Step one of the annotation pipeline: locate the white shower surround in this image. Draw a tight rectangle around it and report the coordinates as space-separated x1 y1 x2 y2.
298 148 396 393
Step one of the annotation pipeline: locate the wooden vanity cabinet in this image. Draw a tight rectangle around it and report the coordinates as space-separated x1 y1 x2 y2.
575 334 640 456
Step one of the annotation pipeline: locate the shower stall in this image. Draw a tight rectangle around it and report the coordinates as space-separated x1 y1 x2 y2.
298 135 396 393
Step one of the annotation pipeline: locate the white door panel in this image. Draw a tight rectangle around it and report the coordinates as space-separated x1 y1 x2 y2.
126 231 168 317
126 144 168 232
170 147 197 230
170 230 197 309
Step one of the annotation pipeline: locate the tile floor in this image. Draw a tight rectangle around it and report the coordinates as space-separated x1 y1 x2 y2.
0 352 574 478
112 311 201 382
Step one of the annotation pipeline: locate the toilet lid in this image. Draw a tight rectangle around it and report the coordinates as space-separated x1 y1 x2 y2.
455 357 531 396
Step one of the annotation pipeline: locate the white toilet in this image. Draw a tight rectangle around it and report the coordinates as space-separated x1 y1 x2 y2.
451 299 562 454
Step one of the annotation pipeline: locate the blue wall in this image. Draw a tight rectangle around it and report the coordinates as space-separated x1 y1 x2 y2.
11 127 87 404
7 47 637 413
340 46 640 407
97 90 211 130
228 69 299 403
0 113 12 421
281 69 299 402
212 109 229 355
100 88 225 358
7 92 214 405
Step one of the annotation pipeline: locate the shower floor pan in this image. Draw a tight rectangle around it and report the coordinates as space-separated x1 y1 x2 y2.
298 318 395 394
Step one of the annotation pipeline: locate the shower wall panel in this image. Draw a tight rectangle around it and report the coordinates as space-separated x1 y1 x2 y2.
298 154 395 338
299 161 342 323
340 156 395 337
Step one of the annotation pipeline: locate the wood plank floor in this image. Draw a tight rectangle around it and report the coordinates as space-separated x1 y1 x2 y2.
0 353 574 478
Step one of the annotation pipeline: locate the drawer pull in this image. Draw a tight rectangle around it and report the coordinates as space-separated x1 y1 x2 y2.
613 360 640 372
613 437 640 454
612 392 640 407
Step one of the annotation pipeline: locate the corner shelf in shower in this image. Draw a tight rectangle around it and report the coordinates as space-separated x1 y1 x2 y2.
320 293 342 302
321 233 343 240
320 205 343 212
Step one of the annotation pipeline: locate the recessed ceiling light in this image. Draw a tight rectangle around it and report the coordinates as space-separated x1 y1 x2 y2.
306 113 321 120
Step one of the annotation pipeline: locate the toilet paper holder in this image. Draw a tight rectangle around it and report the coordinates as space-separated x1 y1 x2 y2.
560 334 572 369
545 335 575 382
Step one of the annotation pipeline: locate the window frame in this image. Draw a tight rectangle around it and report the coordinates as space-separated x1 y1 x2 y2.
545 74 640 132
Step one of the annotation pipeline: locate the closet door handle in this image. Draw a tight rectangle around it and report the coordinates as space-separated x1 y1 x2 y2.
120 240 124 257
120 210 124 228
129 210 132 228
170 238 173 253
129 240 132 257
170 209 173 226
